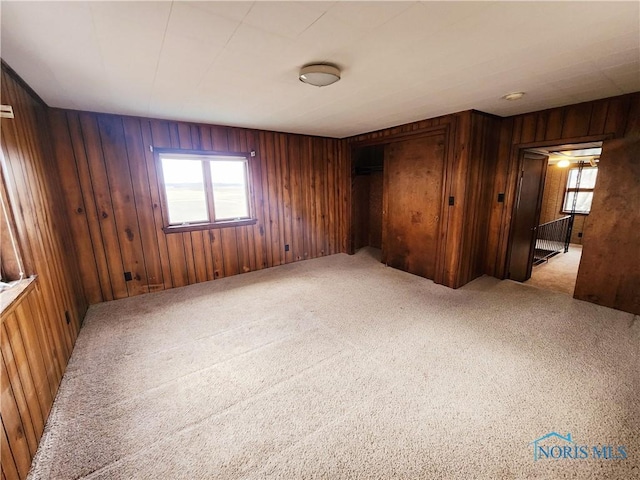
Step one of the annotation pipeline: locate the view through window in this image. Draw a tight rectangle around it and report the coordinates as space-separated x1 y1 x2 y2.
563 166 598 214
159 151 252 230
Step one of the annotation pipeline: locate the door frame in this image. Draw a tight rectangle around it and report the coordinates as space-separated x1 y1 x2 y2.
503 136 612 282
505 150 548 281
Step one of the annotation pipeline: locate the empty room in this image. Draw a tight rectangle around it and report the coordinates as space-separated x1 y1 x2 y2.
1 1 639 479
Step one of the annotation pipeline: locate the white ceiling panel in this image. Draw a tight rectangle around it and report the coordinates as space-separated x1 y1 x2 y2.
1 1 638 138
242 2 325 39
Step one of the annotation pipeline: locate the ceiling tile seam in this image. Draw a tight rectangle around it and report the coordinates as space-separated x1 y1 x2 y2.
376 1 419 30
598 68 628 95
296 10 329 42
191 3 256 98
147 0 175 114
87 3 111 110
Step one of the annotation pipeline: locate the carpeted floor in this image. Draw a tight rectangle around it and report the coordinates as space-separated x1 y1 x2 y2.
526 244 582 296
29 248 639 479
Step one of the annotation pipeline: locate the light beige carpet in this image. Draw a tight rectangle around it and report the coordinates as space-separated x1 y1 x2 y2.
29 248 639 479
526 244 583 296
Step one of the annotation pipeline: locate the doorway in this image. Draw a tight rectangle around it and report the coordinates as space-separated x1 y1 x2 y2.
351 145 384 257
508 142 601 295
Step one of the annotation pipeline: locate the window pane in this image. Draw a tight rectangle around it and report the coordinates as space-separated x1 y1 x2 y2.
161 158 208 224
563 191 594 214
210 160 249 220
567 167 597 188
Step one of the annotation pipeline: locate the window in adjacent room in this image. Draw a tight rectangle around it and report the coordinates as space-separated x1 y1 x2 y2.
562 166 598 214
157 150 255 233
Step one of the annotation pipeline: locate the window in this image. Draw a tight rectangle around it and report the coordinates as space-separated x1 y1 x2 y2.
157 149 255 233
562 166 598 214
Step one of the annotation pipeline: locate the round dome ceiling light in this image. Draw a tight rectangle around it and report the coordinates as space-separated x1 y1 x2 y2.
502 91 525 101
299 64 341 87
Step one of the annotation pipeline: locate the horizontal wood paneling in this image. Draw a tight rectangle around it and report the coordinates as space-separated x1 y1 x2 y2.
49 110 349 303
486 92 639 314
1 64 87 480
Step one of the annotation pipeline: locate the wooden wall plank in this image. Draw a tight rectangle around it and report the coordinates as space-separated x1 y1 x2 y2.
0 350 31 478
48 110 103 303
122 117 165 292
78 113 129 299
1 420 20 480
0 327 38 456
4 313 52 437
65 111 114 301
519 113 538 144
544 108 565 140
561 102 593 138
97 114 149 296
288 135 303 261
602 95 632 138
246 130 267 270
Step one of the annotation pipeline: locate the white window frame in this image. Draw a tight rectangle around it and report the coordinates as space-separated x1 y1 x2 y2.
155 149 256 233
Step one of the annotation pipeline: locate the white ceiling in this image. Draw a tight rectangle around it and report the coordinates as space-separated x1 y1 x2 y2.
1 1 638 138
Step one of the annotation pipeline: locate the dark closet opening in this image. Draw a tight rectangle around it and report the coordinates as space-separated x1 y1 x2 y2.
351 145 384 253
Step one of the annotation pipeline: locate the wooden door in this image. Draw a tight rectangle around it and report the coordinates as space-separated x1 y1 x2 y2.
382 134 445 280
508 152 548 281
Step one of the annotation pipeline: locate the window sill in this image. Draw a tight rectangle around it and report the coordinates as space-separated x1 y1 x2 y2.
163 218 257 234
1 276 37 318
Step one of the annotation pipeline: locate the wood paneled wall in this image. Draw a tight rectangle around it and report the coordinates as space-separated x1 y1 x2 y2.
574 94 640 314
348 110 500 289
448 111 501 288
1 65 87 480
48 110 349 304
485 92 639 313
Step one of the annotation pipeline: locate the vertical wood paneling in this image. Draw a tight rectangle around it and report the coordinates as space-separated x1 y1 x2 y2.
66 112 114 302
49 111 347 302
80 113 129 299
97 115 149 296
122 117 165 292
1 64 87 480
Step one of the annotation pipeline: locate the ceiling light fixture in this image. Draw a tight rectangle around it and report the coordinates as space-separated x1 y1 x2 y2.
299 64 341 87
502 92 525 101
557 159 571 168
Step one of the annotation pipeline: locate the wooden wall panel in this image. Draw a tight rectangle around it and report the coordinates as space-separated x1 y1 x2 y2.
454 112 501 287
48 110 349 302
574 94 640 314
1 64 87 480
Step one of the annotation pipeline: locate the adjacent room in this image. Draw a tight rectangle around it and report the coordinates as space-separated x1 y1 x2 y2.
1 2 639 479
523 143 602 295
